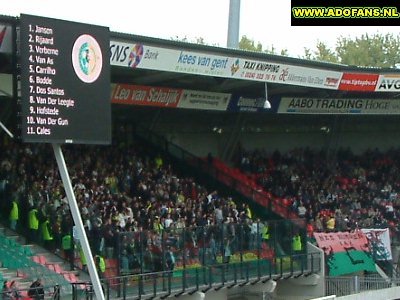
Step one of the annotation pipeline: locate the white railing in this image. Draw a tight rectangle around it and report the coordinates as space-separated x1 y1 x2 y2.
325 275 396 297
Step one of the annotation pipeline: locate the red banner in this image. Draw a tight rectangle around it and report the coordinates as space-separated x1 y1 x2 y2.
314 231 369 255
111 84 181 108
338 73 379 91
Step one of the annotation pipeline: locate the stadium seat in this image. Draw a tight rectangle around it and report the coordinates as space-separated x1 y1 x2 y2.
53 263 63 274
63 272 79 283
46 264 56 272
68 273 79 283
23 246 34 257
38 256 47 265
19 290 31 299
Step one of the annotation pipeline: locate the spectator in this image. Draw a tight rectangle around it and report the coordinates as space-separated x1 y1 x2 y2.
5 136 400 276
223 238 232 264
249 219 260 249
325 215 336 232
297 202 307 218
9 281 21 299
28 278 45 300
165 246 175 271
2 281 12 300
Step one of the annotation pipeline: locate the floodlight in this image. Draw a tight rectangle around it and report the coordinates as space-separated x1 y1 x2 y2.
264 83 271 109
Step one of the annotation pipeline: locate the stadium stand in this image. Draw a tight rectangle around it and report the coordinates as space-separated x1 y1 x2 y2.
232 147 400 240
2 124 400 299
0 134 315 298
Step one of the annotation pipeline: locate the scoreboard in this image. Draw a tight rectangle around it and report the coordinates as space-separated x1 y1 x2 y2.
20 14 111 144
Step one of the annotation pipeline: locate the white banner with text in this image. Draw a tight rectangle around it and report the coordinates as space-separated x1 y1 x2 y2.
278 97 400 114
109 40 342 90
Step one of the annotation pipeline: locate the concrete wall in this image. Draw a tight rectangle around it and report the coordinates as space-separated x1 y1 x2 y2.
166 128 400 159
336 286 400 300
272 243 325 300
144 112 400 158
165 283 400 300
166 132 225 158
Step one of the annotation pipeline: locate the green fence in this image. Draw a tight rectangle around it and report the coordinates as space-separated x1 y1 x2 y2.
74 251 320 299
75 219 321 299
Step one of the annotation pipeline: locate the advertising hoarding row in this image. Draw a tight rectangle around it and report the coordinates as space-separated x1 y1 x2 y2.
109 41 343 90
111 84 282 113
109 40 400 93
112 83 400 115
111 84 231 111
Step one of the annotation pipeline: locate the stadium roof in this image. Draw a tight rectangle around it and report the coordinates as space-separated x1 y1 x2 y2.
1 14 400 101
109 31 400 100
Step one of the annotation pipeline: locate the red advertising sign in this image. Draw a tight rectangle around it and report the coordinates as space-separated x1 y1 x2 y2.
111 84 181 108
339 73 379 91
314 231 369 255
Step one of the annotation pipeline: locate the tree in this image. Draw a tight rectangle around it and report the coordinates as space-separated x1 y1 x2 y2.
303 33 400 68
302 48 312 60
239 35 288 56
315 41 338 63
280 49 289 56
239 35 263 52
301 42 338 63
336 33 400 68
171 35 288 56
171 36 207 45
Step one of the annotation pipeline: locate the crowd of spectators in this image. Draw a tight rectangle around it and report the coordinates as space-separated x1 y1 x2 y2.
6 133 397 274
0 136 268 274
236 147 400 243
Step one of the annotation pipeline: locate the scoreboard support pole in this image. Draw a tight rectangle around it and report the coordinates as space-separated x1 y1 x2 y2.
0 122 14 139
52 144 105 300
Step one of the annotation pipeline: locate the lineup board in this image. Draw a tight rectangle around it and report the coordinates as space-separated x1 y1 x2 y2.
20 14 111 144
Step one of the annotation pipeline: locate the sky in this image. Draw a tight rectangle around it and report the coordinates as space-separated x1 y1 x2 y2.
2 0 400 58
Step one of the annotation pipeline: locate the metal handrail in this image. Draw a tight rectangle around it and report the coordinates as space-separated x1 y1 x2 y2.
72 252 321 299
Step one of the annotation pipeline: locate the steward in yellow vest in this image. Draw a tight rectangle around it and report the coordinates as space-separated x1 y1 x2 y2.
78 244 87 271
9 200 19 231
28 207 39 243
62 234 75 271
41 218 54 251
261 223 270 242
292 234 302 253
95 255 106 278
